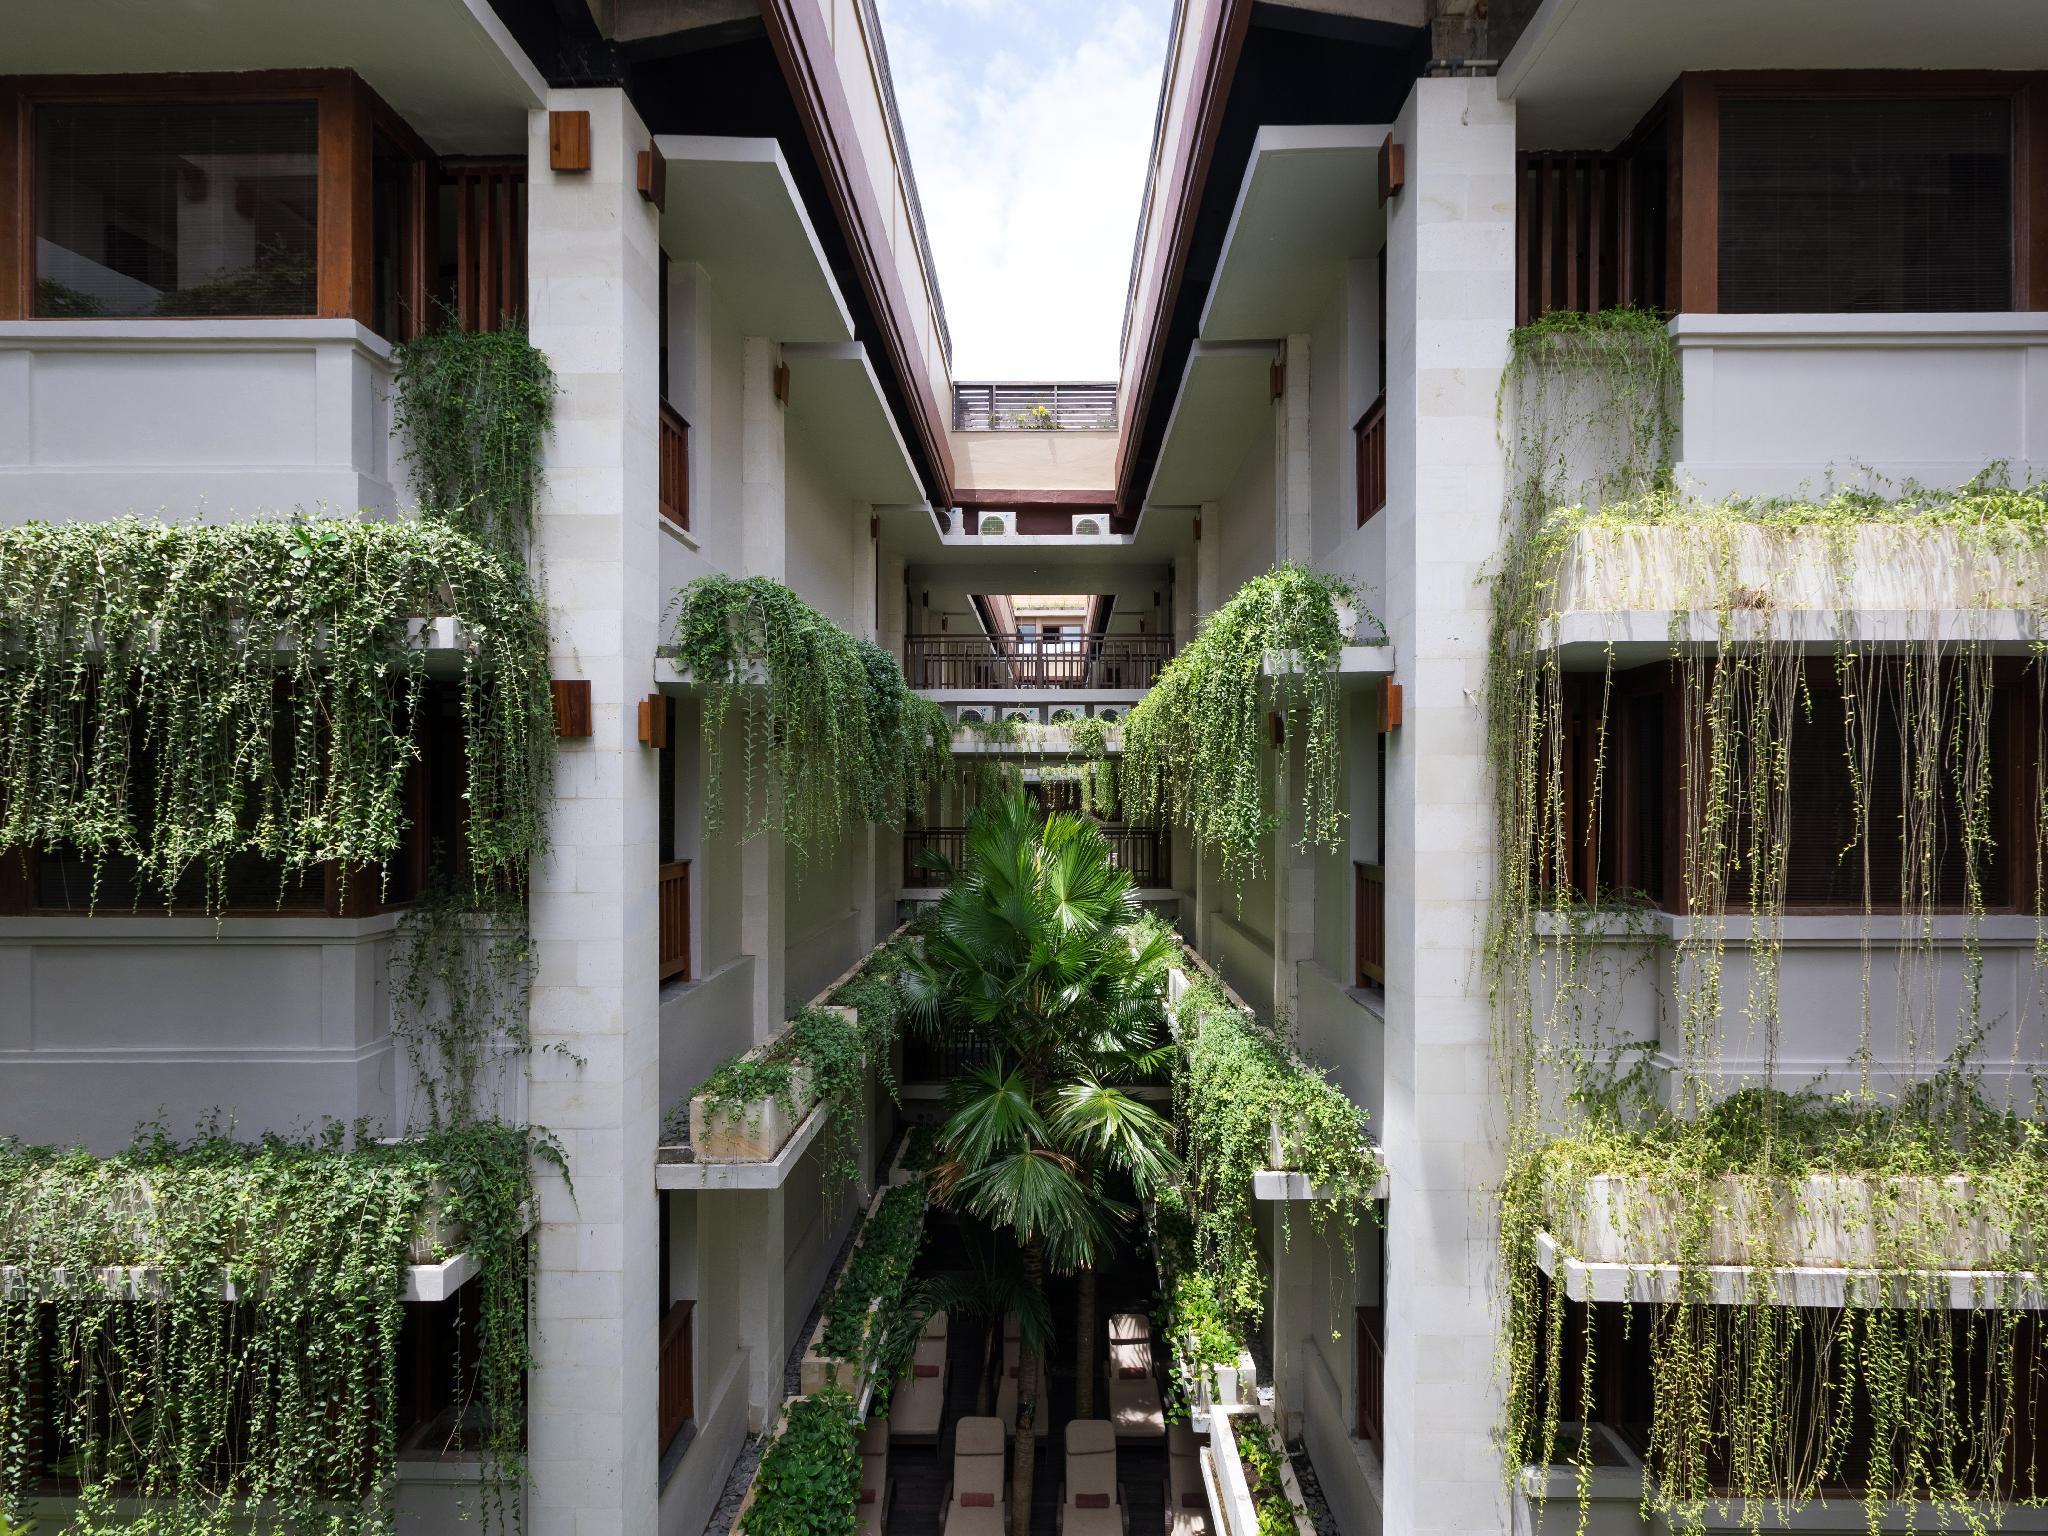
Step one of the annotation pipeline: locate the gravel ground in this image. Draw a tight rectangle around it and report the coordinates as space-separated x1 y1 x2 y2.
697 1197 867 1536
1288 1437 1343 1536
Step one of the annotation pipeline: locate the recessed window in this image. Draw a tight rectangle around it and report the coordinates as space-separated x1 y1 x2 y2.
34 100 319 319
1718 95 2013 313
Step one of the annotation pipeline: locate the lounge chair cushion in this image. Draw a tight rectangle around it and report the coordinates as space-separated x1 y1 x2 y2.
890 1336 947 1439
1106 1339 1164 1439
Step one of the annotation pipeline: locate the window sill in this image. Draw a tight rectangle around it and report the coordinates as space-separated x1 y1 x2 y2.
658 516 701 552
0 316 392 359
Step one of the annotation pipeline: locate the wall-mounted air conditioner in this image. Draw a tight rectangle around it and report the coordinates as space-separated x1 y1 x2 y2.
976 510 1015 536
1001 706 1042 725
1071 515 1105 536
955 706 989 725
1091 705 1126 724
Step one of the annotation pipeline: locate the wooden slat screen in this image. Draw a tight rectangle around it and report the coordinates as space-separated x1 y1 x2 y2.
1354 394 1386 526
659 1299 695 1454
1516 151 1643 324
1356 1303 1385 1454
1354 862 1385 987
449 160 526 332
659 860 691 982
659 402 690 532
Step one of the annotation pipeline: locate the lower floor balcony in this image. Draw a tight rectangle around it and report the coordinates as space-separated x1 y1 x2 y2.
905 823 1169 888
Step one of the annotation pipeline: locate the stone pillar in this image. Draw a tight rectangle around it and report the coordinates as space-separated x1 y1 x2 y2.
1378 75 1517 1536
739 334 787 1040
1275 333 1313 565
525 86 664 1536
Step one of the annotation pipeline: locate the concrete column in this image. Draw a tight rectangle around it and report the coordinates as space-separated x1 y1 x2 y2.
739 335 787 1041
1379 76 1517 1536
1276 333 1313 564
705 1185 790 1428
1270 731 1317 1019
525 86 664 1536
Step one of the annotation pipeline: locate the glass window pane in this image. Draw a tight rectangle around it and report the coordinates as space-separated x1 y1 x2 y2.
35 100 319 318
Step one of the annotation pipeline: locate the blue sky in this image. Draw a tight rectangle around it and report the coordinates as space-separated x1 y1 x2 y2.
874 0 1175 382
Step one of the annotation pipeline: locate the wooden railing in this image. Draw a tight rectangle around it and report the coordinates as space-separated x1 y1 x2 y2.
1354 862 1384 987
906 826 1167 888
1355 1303 1384 1455
660 1299 695 1455
903 1027 996 1084
659 860 691 982
448 160 526 332
1355 394 1386 526
659 401 690 531
904 632 1173 690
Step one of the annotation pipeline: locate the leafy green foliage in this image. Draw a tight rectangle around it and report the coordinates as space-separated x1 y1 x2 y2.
390 879 535 1128
0 517 553 912
392 322 557 552
819 1180 930 1411
740 1385 862 1536
1172 975 1378 1329
1122 565 1368 884
1236 1415 1306 1536
1489 312 2048 1533
668 576 951 860
0 1121 553 1535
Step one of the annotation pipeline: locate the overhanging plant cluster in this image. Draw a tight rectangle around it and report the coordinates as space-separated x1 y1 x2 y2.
1122 564 1371 885
668 575 951 860
1487 309 2048 1532
0 516 554 912
0 1122 556 1536
816 1176 932 1413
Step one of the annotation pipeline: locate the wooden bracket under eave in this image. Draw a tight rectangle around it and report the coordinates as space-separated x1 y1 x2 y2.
1379 676 1403 732
1269 360 1286 401
552 679 593 739
637 142 667 211
638 693 671 749
773 361 791 405
550 110 591 172
1378 134 1404 206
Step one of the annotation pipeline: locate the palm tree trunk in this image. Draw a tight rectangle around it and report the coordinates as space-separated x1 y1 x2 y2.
977 1315 998 1416
1011 1240 1045 1536
1074 1265 1097 1418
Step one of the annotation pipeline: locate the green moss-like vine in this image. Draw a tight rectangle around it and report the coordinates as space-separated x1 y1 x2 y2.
0 1120 557 1536
1122 565 1369 884
0 517 554 912
668 576 950 861
392 323 557 553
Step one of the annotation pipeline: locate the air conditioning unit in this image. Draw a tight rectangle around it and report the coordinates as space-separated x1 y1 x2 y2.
955 706 989 725
1071 515 1105 536
977 510 1015 536
1002 706 1042 725
1048 707 1082 725
1091 705 1126 724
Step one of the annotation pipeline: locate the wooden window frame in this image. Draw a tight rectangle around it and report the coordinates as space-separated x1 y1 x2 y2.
1632 70 2048 314
1560 659 2038 917
0 69 435 337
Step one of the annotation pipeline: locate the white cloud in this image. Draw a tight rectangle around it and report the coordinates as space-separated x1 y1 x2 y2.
878 0 1172 380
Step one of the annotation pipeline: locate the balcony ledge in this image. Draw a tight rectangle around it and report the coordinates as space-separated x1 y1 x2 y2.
1 1244 503 1305
1532 1229 2048 1310
1543 608 2042 669
656 1099 828 1191
1253 1160 1388 1203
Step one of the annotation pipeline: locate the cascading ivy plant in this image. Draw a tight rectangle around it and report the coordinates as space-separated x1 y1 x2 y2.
1121 564 1370 885
817 1177 930 1411
0 517 554 914
1487 308 2048 1535
390 878 536 1129
0 1120 557 1536
667 575 951 861
391 322 557 553
1168 962 1380 1333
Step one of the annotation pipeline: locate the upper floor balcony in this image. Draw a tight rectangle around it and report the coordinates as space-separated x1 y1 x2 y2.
951 381 1117 432
903 629 1174 691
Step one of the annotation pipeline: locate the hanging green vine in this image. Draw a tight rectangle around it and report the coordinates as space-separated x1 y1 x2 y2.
1487 310 2048 1533
667 576 950 861
1169 966 1379 1334
392 322 557 553
0 1120 557 1536
1122 565 1370 884
390 879 536 1128
0 517 554 913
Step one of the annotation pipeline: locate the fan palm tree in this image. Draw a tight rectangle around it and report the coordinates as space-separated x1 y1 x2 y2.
898 793 1178 1535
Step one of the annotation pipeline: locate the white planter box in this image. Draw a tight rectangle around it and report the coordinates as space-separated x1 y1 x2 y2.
1549 1172 2013 1270
689 1061 820 1162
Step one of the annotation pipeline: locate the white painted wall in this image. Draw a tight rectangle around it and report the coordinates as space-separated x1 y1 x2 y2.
1670 313 2048 500
0 320 401 523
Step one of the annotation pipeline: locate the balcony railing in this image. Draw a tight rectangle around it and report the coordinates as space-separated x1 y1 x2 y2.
660 860 691 982
905 632 1173 690
952 381 1117 431
660 1299 695 1455
659 401 690 532
1354 862 1384 988
1355 394 1386 525
1356 1303 1384 1455
907 825 1167 888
